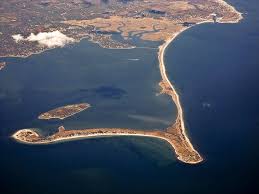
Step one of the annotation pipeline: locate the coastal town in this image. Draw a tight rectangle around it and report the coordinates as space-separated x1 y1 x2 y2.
0 0 242 57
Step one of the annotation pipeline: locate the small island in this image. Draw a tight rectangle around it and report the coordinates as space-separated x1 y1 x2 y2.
38 103 90 120
0 62 6 70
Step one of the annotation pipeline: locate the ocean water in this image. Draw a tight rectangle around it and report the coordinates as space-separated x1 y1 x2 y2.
0 39 175 132
1 0 259 193
0 29 176 194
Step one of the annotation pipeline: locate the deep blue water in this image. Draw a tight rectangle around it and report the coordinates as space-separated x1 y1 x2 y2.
1 0 259 193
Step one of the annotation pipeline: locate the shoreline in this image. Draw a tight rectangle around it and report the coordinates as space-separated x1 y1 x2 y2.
216 0 244 23
10 1 243 164
38 103 91 120
155 3 243 162
157 22 213 163
0 36 136 59
12 128 203 164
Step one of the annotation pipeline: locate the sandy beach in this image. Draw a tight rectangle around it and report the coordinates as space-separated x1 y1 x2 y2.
11 0 243 165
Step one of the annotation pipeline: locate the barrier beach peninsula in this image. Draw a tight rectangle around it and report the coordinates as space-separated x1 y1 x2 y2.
11 0 243 164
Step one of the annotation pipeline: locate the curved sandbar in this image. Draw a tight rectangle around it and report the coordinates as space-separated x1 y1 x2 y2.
11 1 243 165
156 0 243 163
12 126 203 164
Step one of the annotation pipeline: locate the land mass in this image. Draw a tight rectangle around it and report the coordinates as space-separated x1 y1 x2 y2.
9 0 243 164
12 31 206 164
0 0 242 57
38 103 90 120
13 125 203 164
